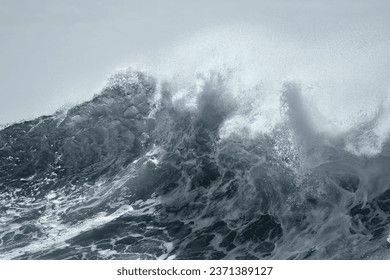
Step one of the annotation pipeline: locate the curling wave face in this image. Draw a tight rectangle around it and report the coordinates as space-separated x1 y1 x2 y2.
1 30 390 259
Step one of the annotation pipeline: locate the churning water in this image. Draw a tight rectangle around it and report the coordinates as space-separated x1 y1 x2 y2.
1 28 390 259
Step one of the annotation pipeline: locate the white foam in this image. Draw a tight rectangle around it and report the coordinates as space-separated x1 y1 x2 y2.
143 24 390 156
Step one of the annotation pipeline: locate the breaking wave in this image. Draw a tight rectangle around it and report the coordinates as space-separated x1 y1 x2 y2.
1 28 390 259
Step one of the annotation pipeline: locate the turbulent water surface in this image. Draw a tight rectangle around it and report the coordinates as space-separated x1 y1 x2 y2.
1 32 390 259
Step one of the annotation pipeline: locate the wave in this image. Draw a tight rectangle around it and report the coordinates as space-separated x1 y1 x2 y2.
1 29 390 259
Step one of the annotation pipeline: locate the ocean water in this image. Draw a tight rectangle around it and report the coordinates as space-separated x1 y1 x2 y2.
1 29 390 259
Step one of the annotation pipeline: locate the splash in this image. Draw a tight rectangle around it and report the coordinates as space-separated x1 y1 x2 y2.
147 26 390 156
1 26 390 260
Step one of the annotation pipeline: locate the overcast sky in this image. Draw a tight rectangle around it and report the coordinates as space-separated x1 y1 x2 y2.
1 0 389 125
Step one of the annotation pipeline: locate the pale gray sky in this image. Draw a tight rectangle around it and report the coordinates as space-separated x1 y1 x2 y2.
1 0 389 125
